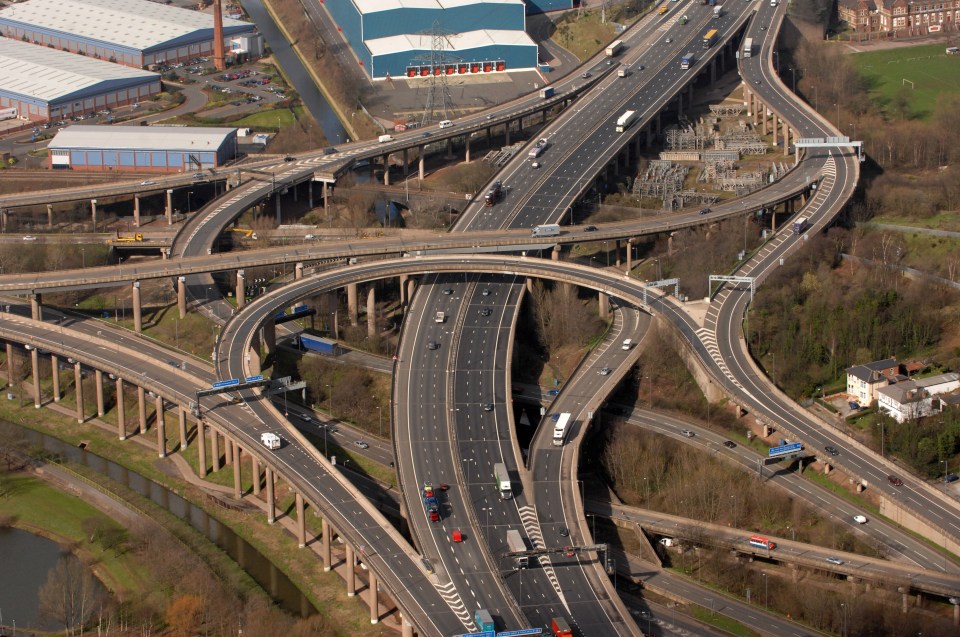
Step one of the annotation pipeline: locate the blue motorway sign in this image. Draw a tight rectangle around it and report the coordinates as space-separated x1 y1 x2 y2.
212 379 240 388
769 442 803 457
245 375 264 383
498 630 543 637
294 304 310 313
450 633 493 637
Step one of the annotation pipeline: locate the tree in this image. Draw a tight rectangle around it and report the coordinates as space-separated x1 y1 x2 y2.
37 554 104 635
165 594 205 637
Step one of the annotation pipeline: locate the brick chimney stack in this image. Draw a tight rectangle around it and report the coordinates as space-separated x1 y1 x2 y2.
213 0 225 71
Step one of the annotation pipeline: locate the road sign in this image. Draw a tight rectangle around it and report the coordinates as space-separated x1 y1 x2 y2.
295 304 309 312
498 629 543 637
769 442 802 457
245 375 264 383
212 379 240 388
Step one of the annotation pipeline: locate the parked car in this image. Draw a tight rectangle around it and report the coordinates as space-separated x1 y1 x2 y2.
945 473 959 483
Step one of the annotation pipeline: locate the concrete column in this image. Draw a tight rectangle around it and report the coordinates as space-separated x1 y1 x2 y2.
295 262 304 279
236 270 246 309
655 112 661 136
1 210 6 233
418 146 425 180
137 385 147 434
646 125 653 146
322 181 330 220
95 369 104 416
784 123 791 156
525 277 534 294
133 194 141 227
366 287 376 338
178 406 188 450
211 427 221 471
224 435 233 465
275 193 281 224
165 190 173 224
615 240 621 267
132 281 142 333
197 420 207 477
345 544 356 596
266 467 276 523
465 137 471 162
823 463 831 475
251 456 260 495
626 239 633 273
505 121 511 145
90 199 98 229
402 617 414 637
5 343 13 387
902 591 909 613
347 283 359 326
51 355 61 402
155 395 165 457
116 378 126 440
308 179 314 208
322 517 331 571
676 91 683 118
399 274 408 306
30 294 42 321
383 154 390 185
177 277 186 319
406 278 417 304
263 319 276 358
232 441 242 498
551 246 560 261
296 492 307 548
667 234 674 256
599 293 610 319
369 569 379 624
47 204 53 227
30 348 40 408
74 361 84 422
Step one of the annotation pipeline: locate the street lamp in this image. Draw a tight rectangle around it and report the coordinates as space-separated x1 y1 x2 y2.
377 405 383 438
876 421 885 457
80 247 85 268
325 383 334 418
761 571 768 609
787 68 797 93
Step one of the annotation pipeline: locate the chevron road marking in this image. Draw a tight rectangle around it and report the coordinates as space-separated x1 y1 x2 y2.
518 504 570 612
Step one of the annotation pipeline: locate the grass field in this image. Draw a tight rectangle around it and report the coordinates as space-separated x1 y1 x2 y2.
852 44 960 120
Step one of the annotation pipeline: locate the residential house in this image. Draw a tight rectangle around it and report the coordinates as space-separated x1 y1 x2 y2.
877 373 960 423
845 358 899 406
837 0 960 33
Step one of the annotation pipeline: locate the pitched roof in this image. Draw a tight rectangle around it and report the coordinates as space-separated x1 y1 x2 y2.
845 357 898 383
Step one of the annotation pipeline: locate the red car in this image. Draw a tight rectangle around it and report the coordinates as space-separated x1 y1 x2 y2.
451 529 463 543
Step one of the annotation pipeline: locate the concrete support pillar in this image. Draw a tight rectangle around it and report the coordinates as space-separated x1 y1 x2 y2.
525 277 534 294
399 274 409 306
402 149 409 177
345 544 356 596
178 406 188 450
770 112 776 142
74 361 84 423
418 146 425 180
646 125 653 146
165 190 173 224
710 58 717 83
902 591 909 613
224 434 233 465
30 348 40 407
505 121 511 145
266 467 275 523
251 456 260 495
599 292 610 319
655 112 661 136
615 239 621 268
197 420 207 477
263 319 276 359
783 123 791 156
465 137 471 162
5 343 13 387
47 204 53 227
369 569 379 624
177 277 186 319
295 262 304 280
322 181 329 220
347 283 359 326
626 239 633 273
676 91 683 118
116 378 126 440
275 193 281 224
383 154 390 186
90 199 98 229
155 395 165 457
953 601 959 625
236 270 246 309
232 441 242 498
30 294 42 321
296 492 307 548
211 427 221 471
322 517 331 571
402 617 414 637
406 278 417 304
95 369 104 416
132 281 142 333
137 385 147 434
51 355 61 402
133 194 141 227
551 245 560 261
308 179 314 208
823 463 831 475
667 234 675 256
366 286 376 338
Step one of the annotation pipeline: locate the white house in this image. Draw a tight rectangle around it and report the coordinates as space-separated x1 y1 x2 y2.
877 373 960 423
845 358 899 406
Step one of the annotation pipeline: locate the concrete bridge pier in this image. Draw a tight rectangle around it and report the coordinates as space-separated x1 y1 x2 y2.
224 434 233 465
308 179 314 208
770 113 777 145
406 278 417 305
295 262 304 279
953 600 959 625
900 588 909 613
90 199 98 229
31 347 40 407
345 543 356 596
367 287 377 338
710 58 717 84
296 492 307 548
247 333 262 376
347 283 359 326
599 292 610 319
156 395 166 457
95 369 104 416
212 427 224 471
368 569 379 624
47 204 53 227
552 245 561 261
655 112 662 136
383 154 390 186
263 319 276 359
626 239 633 273
323 182 330 220
783 122 791 156
5 343 13 387
177 277 186 319
133 195 141 227
236 270 246 309
399 274 408 306
50 354 60 402
275 192 281 224
197 420 207 477
132 281 142 333
178 406 188 450
402 149 408 178
417 146 426 180
31 293 42 321
322 517 331 570
465 137 471 162
251 456 260 496
74 361 84 423
615 239 622 267
401 616 414 637
116 378 126 440
676 91 683 118
232 441 242 498
505 121 511 146
165 190 173 224
266 466 276 523
667 233 675 256
137 385 147 434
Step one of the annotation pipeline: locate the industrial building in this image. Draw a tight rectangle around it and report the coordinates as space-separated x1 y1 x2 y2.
0 0 257 68
0 38 160 123
47 125 237 173
525 0 575 13
324 0 539 80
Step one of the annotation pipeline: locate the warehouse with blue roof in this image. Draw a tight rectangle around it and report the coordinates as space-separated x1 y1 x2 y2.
323 0 540 80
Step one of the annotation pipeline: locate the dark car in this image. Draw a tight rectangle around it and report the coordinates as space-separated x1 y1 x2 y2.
284 155 295 161
723 440 737 449
825 445 840 456
551 413 561 422
848 402 861 411
559 527 569 537
547 389 559 396
427 341 440 350
888 475 904 486
483 403 494 411
581 71 592 78
480 307 492 316
699 207 711 215
945 474 959 483
442 288 454 295
584 225 598 232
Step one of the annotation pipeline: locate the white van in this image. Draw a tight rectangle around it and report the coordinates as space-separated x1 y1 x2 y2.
622 339 633 350
435 311 446 323
378 134 394 143
438 120 454 129
260 432 281 450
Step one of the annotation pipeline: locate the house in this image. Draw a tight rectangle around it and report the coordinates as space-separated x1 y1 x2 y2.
877 373 960 423
845 358 899 406
837 0 960 34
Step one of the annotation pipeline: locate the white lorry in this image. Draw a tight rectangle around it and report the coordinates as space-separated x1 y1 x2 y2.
531 224 561 237
435 311 446 323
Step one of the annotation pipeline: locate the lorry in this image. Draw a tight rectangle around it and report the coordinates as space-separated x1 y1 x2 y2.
713 4 722 18
615 110 637 133
617 66 630 78
793 216 809 235
528 137 548 158
681 52 694 70
260 432 281 449
435 311 445 323
552 412 572 446
678 14 689 24
506 529 529 568
422 482 440 522
742 37 753 58
110 232 144 243
0 107 18 121
299 334 339 355
475 609 495 632
484 180 503 206
531 223 561 237
551 617 574 637
493 462 512 499
659 537 678 547
378 134 393 143
605 39 624 57
539 86 555 99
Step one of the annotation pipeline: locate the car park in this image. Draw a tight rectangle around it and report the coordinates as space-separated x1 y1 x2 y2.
681 429 695 438
825 445 839 456
888 475 903 486
825 556 844 565
723 440 737 449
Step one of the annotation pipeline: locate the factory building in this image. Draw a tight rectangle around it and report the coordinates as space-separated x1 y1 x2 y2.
0 0 256 68
525 0 575 14
0 38 160 123
324 0 539 80
47 125 237 173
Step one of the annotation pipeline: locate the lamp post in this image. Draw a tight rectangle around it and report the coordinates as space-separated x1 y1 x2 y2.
80 247 85 268
325 383 333 418
840 602 846 637
788 67 797 93
187 191 193 215
761 571 768 609
876 421 885 457
377 405 383 438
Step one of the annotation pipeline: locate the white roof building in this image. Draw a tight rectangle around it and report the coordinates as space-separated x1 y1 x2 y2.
365 29 535 57
877 373 960 423
49 125 237 152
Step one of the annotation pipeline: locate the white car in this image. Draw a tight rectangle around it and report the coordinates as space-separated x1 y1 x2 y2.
22 235 37 241
681 429 695 438
853 514 868 524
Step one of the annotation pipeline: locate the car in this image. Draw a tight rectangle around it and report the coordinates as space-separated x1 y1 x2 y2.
848 401 861 411
304 234 316 240
581 72 592 78
354 440 370 449
665 37 673 43
681 429 695 438
825 556 844 565
551 413 561 422
451 529 463 543
606 60 612 66
140 180 156 186
565 546 575 557
699 207 711 215
427 341 440 350
284 155 295 161
945 473 959 483
299 413 313 423
760 24 767 30
559 527 570 537
825 445 839 456
887 475 904 486
531 161 541 169
192 172 205 180
480 307 492 316
486 114 494 120
547 389 559 396
853 514 868 524
723 440 737 449
442 288 454 295
483 403 494 411
439 483 450 491
599 367 612 376
166 360 179 368
22 235 37 241
637 64 645 70
754 79 762 85
481 289 491 296
584 225 598 232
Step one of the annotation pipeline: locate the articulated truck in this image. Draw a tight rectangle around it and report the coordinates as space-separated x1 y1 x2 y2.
493 462 512 499
605 39 623 57
615 110 636 132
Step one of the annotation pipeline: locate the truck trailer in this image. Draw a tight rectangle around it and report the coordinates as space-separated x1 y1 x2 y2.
299 334 338 355
506 529 529 568
531 224 561 237
539 86 555 99
551 617 573 637
260 432 281 449
422 482 440 522
475 609 495 632
493 462 512 499
605 39 624 57
615 110 636 132
742 37 753 58
552 412 572 446
681 53 695 70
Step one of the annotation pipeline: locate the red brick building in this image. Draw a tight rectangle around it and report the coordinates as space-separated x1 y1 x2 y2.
838 0 960 34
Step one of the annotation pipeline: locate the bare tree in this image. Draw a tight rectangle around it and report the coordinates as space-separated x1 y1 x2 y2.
38 554 104 635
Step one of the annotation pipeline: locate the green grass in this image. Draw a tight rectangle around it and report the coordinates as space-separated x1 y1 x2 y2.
230 106 305 129
852 44 960 119
690 605 760 637
871 212 960 232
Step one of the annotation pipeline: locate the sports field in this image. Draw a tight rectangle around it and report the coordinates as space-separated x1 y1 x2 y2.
852 44 960 120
